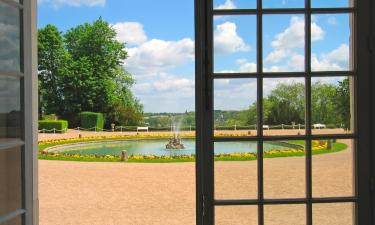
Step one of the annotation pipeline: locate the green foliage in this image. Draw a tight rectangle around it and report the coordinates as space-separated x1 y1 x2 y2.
334 78 351 129
42 114 58 120
38 18 143 127
39 120 68 133
80 112 104 130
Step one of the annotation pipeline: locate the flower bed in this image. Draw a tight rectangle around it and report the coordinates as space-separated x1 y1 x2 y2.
38 136 348 163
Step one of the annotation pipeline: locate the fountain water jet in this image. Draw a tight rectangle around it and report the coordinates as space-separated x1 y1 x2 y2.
166 119 185 150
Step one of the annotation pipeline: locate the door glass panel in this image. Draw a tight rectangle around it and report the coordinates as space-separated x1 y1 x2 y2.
214 141 257 199
0 147 22 217
213 16 257 74
263 140 305 199
0 76 21 142
312 0 353 8
311 14 352 72
0 2 21 73
214 0 256 10
215 206 258 225
214 78 257 137
263 78 306 136
311 76 354 135
312 203 354 225
263 0 304 8
263 15 305 72
264 204 306 225
2 215 23 225
312 139 354 198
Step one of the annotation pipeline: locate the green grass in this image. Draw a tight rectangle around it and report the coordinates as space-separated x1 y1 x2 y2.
38 137 348 163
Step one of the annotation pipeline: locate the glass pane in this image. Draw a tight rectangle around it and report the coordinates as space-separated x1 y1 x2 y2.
214 0 256 9
263 78 306 136
263 0 304 8
312 0 353 8
214 142 257 199
214 78 257 137
311 77 354 135
0 2 21 73
0 76 21 141
2 215 23 225
215 206 258 225
312 139 354 197
264 140 305 198
311 14 352 72
214 16 257 74
313 203 354 225
263 15 305 72
0 147 22 217
264 204 306 225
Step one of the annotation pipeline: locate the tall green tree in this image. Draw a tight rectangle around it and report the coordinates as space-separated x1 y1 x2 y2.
334 78 351 129
38 25 69 117
38 19 143 126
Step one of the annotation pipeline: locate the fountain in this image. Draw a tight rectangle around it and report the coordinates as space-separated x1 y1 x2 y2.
166 121 185 150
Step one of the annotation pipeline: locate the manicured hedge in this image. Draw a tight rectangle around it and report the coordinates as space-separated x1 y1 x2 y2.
39 120 68 133
80 112 104 130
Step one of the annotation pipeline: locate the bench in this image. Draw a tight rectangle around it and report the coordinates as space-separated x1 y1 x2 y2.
263 125 270 130
313 124 326 129
137 126 149 132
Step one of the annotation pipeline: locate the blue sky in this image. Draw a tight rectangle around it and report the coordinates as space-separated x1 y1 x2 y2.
37 0 351 113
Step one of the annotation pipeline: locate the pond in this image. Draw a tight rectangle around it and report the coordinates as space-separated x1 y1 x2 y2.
49 139 300 156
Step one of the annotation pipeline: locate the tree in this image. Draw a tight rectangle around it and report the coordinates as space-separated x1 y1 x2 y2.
38 18 144 126
264 82 305 125
38 25 69 117
334 78 351 129
311 82 338 125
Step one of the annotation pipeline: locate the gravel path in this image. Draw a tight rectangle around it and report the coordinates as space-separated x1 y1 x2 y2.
39 139 354 225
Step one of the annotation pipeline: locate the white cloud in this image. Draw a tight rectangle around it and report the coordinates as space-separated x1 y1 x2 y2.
264 16 324 72
215 0 237 9
214 22 251 54
271 16 324 50
312 44 350 71
214 79 257 110
327 16 338 25
38 0 106 8
124 38 195 78
133 73 195 112
113 22 148 46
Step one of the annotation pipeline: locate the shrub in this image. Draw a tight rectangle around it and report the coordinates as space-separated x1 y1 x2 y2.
39 120 68 133
42 114 58 120
80 112 104 130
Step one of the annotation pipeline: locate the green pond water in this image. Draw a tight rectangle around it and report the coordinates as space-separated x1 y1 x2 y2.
51 139 298 156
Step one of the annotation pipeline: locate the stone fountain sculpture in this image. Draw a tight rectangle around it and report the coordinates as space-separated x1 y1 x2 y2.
166 129 185 150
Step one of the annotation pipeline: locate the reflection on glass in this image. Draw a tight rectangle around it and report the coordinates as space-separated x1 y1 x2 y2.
313 203 354 225
263 0 304 8
215 206 258 225
311 77 353 135
214 142 257 199
0 2 20 73
214 0 256 9
312 139 354 197
312 0 353 8
214 79 257 137
0 76 21 141
264 140 305 198
263 78 306 136
311 14 352 72
0 147 22 217
213 15 257 74
264 205 306 225
263 15 305 72
2 215 22 225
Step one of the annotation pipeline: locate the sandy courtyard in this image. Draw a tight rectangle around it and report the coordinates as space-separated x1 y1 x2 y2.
39 139 354 225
